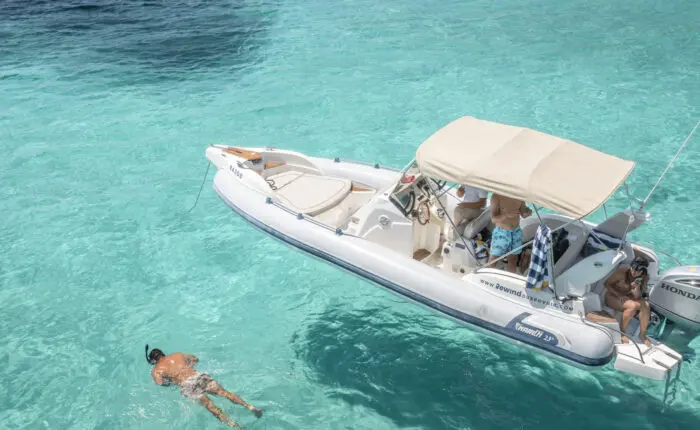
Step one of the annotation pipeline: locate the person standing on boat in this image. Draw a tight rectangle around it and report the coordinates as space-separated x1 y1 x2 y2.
145 345 263 428
603 258 652 346
453 184 488 239
487 193 532 273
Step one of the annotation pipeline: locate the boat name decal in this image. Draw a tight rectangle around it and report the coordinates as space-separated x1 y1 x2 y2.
506 313 559 346
660 282 700 301
479 279 574 312
229 164 243 179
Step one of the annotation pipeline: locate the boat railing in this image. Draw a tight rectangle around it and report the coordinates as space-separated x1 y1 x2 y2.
632 242 682 266
264 197 361 238
230 159 359 236
332 157 402 172
473 238 532 273
474 216 581 272
578 313 648 364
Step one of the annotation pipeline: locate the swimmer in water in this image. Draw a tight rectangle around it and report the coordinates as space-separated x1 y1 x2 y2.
145 345 262 428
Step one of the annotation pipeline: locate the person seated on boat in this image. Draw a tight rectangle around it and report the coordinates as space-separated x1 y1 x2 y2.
452 184 488 239
487 193 532 273
603 257 652 346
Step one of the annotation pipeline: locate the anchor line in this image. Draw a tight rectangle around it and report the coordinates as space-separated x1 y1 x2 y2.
641 119 700 209
188 161 211 212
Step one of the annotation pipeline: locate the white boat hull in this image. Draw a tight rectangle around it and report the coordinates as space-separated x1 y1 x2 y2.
206 145 685 381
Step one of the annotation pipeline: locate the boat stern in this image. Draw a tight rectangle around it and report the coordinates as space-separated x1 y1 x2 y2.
613 341 683 381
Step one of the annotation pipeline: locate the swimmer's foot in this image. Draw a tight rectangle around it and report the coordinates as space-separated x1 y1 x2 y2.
621 335 630 344
225 418 243 429
248 405 263 418
640 335 652 347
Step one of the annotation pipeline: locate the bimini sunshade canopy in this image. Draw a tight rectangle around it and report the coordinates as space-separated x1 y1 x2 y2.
415 116 635 218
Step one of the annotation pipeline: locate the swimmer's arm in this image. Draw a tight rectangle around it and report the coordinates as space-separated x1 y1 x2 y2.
152 368 165 385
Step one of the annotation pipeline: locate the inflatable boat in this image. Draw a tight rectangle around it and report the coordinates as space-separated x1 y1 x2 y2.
204 116 698 384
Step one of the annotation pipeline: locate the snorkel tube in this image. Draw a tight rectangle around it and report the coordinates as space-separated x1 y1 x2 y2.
145 344 154 364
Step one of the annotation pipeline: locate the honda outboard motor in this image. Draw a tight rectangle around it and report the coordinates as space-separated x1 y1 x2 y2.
649 266 700 345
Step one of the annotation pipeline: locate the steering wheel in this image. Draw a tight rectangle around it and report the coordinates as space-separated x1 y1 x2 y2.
417 201 430 225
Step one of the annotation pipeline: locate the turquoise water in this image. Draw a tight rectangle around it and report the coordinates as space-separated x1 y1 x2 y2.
1 0 699 429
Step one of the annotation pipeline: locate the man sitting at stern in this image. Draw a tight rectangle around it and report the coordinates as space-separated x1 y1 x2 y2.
603 257 652 346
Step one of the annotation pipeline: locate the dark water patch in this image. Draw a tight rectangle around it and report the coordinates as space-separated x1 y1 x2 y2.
0 0 118 19
0 0 275 84
296 305 699 430
0 0 53 18
61 4 104 12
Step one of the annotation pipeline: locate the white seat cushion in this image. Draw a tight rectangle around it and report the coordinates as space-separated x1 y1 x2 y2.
267 170 304 189
271 172 352 216
462 208 490 239
554 249 623 297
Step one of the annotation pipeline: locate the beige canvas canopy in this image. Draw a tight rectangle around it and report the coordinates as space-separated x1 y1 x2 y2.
415 116 635 218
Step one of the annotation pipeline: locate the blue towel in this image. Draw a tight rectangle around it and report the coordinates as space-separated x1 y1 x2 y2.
526 224 552 289
581 228 622 258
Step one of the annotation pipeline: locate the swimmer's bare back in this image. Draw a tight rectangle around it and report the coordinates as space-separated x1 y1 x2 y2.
151 352 198 385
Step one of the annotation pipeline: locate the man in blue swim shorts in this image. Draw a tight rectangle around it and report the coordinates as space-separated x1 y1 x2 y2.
488 193 532 273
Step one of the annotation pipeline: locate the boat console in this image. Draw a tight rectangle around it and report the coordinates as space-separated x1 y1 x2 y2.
386 170 454 264
388 175 435 217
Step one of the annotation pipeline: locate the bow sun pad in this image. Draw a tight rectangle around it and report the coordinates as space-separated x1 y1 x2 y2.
269 171 352 216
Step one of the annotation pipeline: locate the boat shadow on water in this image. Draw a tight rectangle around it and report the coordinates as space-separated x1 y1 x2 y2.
293 304 699 430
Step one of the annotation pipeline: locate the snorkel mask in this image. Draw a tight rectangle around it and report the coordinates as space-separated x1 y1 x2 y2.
630 257 649 277
145 344 166 365
629 258 649 297
145 344 162 365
